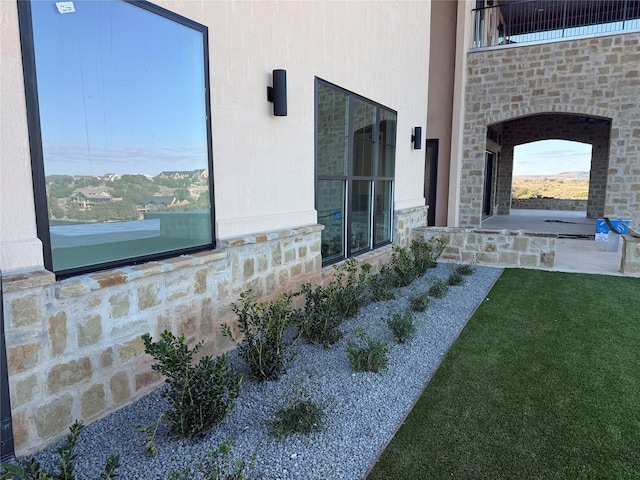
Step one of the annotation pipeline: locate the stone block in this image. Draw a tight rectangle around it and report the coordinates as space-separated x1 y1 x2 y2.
81 384 106 418
10 293 41 328
284 249 296 263
55 279 91 299
243 258 255 279
100 347 114 369
109 292 130 319
519 254 539 267
138 283 161 311
7 343 41 374
48 312 68 357
12 410 29 449
36 394 73 439
513 236 530 252
135 369 162 392
194 269 208 294
272 244 282 265
498 251 519 265
541 251 555 267
278 269 289 287
110 372 131 404
290 263 303 278
118 337 146 364
78 315 102 348
47 357 92 394
12 374 38 407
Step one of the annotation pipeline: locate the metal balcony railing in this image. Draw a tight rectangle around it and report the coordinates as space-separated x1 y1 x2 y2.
472 0 640 48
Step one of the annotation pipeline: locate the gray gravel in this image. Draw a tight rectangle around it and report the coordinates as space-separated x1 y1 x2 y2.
31 264 503 480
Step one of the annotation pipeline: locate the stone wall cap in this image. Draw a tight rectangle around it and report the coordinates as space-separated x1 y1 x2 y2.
2 269 56 293
220 224 323 248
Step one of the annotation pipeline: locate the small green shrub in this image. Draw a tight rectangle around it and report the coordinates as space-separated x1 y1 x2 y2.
386 311 417 344
296 259 370 347
428 279 449 299
296 282 343 347
448 271 465 286
168 439 252 480
142 331 243 438
408 292 430 312
0 421 120 480
367 265 397 302
333 258 371 318
391 245 417 287
347 329 390 373
453 263 477 276
411 238 445 275
223 290 300 381
268 377 325 439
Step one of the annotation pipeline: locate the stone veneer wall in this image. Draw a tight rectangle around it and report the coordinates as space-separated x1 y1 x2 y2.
463 33 640 228
3 225 323 455
413 226 556 268
511 198 588 211
494 114 609 218
621 234 640 274
2 205 428 455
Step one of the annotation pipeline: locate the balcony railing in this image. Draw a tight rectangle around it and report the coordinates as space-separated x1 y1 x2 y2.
472 0 640 49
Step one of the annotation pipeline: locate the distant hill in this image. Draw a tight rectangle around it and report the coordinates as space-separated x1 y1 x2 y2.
514 171 589 179
512 173 589 199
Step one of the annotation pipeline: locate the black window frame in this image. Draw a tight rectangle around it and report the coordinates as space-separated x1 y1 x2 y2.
17 0 216 279
314 78 396 267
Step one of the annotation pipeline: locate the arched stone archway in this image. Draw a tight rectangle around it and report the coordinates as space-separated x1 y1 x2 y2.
491 113 611 219
461 33 640 229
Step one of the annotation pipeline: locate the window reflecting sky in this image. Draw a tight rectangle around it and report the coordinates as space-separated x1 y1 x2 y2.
31 0 208 176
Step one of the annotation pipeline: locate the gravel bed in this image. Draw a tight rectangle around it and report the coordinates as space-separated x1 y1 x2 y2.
31 264 503 480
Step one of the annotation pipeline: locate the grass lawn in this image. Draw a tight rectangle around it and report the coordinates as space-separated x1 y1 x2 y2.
367 269 640 480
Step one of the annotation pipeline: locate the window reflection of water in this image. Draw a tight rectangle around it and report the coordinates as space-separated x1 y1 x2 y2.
50 219 160 247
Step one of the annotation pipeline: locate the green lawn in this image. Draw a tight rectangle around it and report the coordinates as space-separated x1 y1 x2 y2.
368 269 640 480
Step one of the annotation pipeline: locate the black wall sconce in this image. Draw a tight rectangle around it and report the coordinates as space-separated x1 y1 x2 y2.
267 69 287 116
412 126 422 150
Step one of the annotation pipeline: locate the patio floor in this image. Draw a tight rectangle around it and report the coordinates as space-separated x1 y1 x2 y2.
482 209 627 276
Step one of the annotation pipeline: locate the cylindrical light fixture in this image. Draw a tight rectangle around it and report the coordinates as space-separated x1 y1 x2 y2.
267 69 287 116
412 126 422 149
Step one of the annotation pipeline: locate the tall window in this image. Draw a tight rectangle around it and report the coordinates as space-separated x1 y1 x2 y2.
18 0 214 276
315 79 396 265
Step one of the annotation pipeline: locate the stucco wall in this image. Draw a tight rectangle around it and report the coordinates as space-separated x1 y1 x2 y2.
0 0 433 454
0 0 431 273
461 33 640 229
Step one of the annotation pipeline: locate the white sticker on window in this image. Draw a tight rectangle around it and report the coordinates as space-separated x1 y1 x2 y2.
55 2 75 14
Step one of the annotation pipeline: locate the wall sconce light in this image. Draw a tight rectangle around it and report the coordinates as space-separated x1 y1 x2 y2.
412 126 422 150
267 69 287 116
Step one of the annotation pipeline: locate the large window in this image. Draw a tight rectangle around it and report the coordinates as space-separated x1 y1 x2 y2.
315 79 396 265
18 0 214 276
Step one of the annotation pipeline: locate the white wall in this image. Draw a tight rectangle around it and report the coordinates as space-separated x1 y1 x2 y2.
0 0 431 272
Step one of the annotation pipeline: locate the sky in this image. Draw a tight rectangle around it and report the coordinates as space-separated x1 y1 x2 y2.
31 0 209 177
513 140 592 176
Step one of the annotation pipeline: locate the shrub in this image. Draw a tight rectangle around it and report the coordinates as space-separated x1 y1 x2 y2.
296 282 344 347
142 331 243 438
386 311 417 344
367 265 397 302
428 279 449 299
268 377 325 439
453 263 477 276
448 271 465 286
168 439 252 480
0 421 120 480
347 329 390 373
223 290 300 381
333 258 371 318
411 238 445 276
296 259 370 347
409 292 430 312
391 245 417 287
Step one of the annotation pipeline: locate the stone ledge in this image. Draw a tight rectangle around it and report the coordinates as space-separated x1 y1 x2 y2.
219 224 324 249
3 250 228 297
2 269 56 293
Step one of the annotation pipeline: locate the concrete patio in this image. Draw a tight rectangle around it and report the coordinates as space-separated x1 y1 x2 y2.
482 209 626 276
